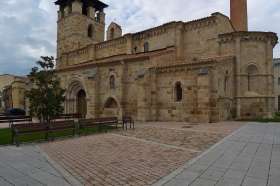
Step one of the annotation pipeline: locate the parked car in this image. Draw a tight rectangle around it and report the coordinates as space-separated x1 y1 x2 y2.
5 108 26 116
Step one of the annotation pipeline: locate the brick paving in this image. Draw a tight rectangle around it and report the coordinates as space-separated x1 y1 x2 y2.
115 127 227 152
40 122 243 186
40 134 198 186
115 122 243 152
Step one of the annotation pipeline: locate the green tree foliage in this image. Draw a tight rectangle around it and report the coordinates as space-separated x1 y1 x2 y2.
26 56 65 123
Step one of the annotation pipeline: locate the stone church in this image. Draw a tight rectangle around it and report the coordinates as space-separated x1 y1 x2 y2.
54 0 278 122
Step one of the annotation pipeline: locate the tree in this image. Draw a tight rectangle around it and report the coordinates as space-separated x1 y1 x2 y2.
26 56 65 123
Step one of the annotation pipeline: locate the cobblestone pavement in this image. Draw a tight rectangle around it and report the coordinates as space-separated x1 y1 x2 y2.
40 122 243 186
0 145 72 185
155 123 280 186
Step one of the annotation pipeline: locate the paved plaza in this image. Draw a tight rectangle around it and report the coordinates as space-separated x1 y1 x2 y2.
40 122 242 185
0 122 279 186
0 146 71 185
155 123 280 186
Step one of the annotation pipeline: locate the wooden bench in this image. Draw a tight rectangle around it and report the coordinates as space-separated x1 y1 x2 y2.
11 123 48 147
48 120 76 140
122 116 135 130
78 117 118 134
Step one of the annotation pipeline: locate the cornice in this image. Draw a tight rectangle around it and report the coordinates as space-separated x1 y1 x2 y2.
184 15 217 31
219 31 278 46
56 46 175 73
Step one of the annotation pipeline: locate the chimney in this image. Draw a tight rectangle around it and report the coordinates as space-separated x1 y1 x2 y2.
230 0 248 31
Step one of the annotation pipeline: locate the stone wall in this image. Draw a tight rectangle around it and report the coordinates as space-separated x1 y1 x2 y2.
56 9 278 122
219 32 278 118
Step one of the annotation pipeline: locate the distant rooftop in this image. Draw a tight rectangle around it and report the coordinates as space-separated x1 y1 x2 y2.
273 58 280 66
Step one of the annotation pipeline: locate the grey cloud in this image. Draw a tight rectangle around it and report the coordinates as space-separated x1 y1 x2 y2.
0 0 279 75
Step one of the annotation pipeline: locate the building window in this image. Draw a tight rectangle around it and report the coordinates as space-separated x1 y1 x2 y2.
278 77 280 86
82 4 88 16
247 65 258 91
109 75 115 89
144 42 149 52
105 97 118 108
68 4 72 14
88 25 93 38
175 82 183 102
95 11 100 22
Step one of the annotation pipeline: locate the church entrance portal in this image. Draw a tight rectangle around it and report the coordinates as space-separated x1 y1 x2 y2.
77 89 87 118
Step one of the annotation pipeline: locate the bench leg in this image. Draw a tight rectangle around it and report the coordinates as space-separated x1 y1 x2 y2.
105 125 108 133
11 131 15 145
15 135 20 147
45 132 49 141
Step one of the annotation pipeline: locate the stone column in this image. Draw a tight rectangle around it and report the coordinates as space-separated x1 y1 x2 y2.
150 68 159 121
136 71 151 121
125 34 133 55
120 61 128 117
175 23 185 61
94 68 101 118
235 37 242 119
88 7 96 19
266 40 274 117
196 69 211 123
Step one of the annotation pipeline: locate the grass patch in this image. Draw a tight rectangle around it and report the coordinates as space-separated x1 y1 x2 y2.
237 113 280 123
0 126 114 146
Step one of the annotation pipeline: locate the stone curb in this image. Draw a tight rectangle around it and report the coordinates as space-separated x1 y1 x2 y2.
152 124 247 186
36 146 83 186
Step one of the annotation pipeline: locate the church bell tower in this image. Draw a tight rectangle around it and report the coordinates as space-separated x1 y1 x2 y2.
55 0 108 59
230 0 248 31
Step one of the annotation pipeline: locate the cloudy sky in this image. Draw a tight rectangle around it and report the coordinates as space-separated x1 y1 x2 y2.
0 0 279 75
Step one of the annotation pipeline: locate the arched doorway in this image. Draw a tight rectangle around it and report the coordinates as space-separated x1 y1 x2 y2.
103 97 119 117
65 80 88 117
77 89 87 118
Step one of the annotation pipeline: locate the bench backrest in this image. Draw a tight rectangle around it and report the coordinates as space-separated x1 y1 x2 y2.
93 117 118 123
0 116 32 123
51 114 81 121
12 123 47 133
79 117 118 127
49 120 75 130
